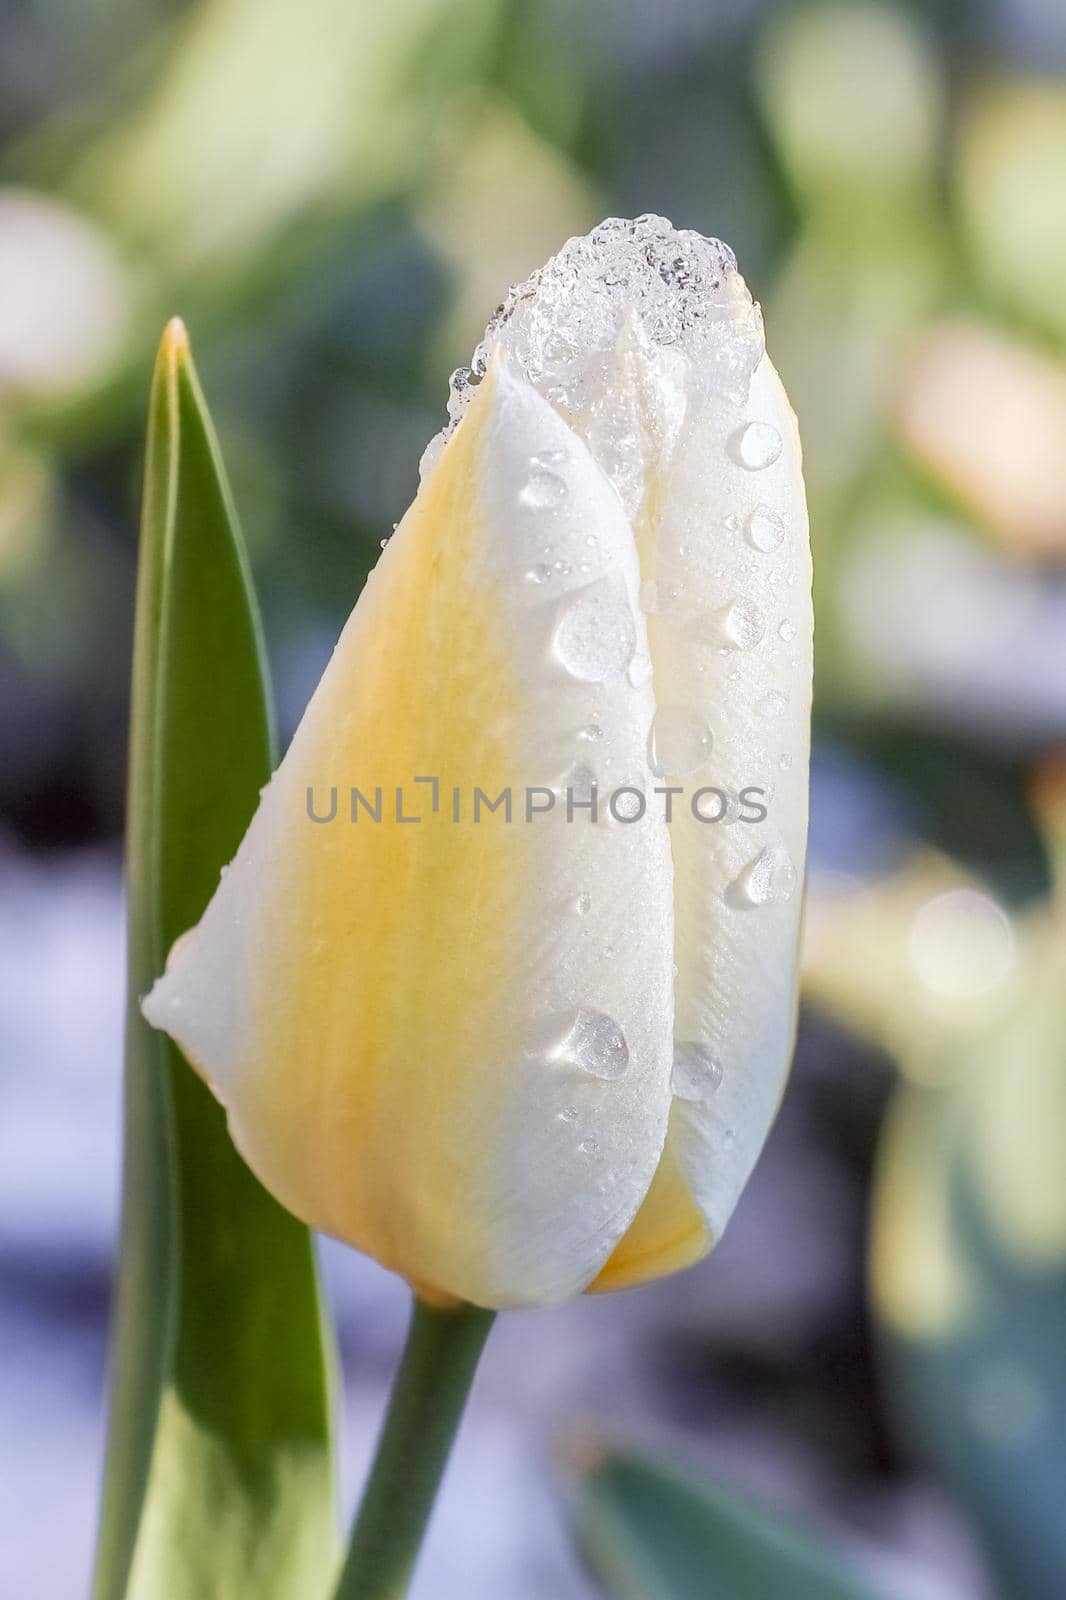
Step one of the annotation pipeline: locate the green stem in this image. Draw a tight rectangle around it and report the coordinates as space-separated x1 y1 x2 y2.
334 1297 496 1600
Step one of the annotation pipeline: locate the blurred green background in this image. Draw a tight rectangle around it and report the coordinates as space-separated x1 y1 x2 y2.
2 1 1065 1596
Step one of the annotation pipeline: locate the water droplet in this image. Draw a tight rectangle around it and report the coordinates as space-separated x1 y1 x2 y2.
578 722 604 743
731 421 782 470
757 689 788 718
649 705 713 776
526 563 553 585
575 893 592 916
726 845 797 909
639 579 659 613
553 581 637 682
538 1008 630 1079
520 467 568 510
723 1128 736 1148
533 448 569 466
419 433 446 481
379 536 390 551
779 752 793 771
577 1137 600 1157
627 653 654 687
778 619 796 642
448 366 474 414
553 559 572 576
565 762 598 804
745 506 786 552
672 1042 724 1102
557 1105 578 1125
714 598 765 651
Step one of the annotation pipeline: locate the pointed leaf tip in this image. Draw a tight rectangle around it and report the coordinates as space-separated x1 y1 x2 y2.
161 316 189 358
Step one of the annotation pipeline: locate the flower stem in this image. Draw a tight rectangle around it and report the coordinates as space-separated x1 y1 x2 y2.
333 1296 496 1600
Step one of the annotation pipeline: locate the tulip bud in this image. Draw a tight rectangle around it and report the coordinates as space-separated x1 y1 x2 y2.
143 216 812 1309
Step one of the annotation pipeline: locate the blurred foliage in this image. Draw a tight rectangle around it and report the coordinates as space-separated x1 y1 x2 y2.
804 765 1066 1598
578 1448 885 1599
3 0 1065 1594
3 0 1063 846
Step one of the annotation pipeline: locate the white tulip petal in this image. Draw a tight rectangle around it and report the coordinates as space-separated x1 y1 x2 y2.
443 217 812 1289
599 354 811 1287
145 359 675 1309
144 215 810 1305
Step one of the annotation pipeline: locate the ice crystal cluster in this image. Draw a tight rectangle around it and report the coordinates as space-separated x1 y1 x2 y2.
422 214 766 493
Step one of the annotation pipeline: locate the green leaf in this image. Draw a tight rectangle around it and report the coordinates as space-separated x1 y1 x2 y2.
872 951 1066 1600
577 1450 884 1600
93 320 337 1600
